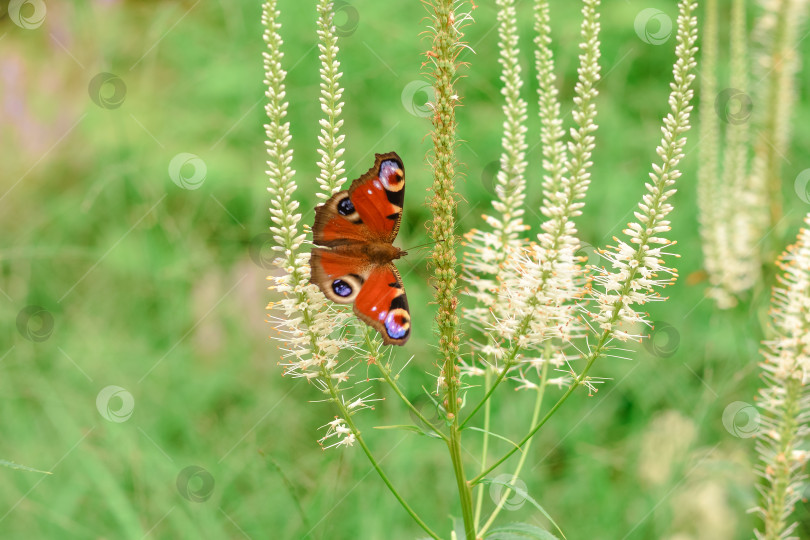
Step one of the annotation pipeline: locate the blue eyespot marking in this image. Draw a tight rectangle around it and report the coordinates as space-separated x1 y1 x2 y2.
379 160 401 185
332 279 352 297
337 197 355 216
385 311 409 339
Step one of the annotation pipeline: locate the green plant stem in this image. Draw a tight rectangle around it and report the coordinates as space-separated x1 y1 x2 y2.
374 357 449 443
459 360 512 431
761 376 802 538
473 368 493 530
459 305 539 431
479 357 550 534
263 453 312 535
470 332 609 486
322 372 440 539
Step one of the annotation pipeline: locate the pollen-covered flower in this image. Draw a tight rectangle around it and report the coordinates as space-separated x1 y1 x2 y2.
754 214 810 539
463 0 530 344
318 417 356 449
314 0 347 199
264 0 374 431
588 0 696 344
462 0 598 386
264 0 353 381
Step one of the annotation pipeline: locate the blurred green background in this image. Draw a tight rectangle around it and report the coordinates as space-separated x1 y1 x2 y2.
1 0 809 538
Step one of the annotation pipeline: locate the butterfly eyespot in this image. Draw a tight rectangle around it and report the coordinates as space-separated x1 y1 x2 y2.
310 152 409 345
384 308 410 340
332 279 353 297
337 197 355 216
379 160 405 192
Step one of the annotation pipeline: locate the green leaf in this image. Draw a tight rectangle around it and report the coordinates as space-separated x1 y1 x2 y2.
0 459 52 474
484 522 559 539
466 427 524 453
372 424 442 438
478 478 565 539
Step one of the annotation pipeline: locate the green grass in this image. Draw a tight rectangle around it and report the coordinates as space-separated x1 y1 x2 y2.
1 0 810 538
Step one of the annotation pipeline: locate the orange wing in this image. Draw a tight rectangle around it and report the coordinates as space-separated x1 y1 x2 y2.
353 265 410 345
347 152 404 243
312 152 405 247
309 248 410 346
309 152 409 346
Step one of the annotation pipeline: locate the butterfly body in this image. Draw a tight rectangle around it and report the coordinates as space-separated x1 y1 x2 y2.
310 152 411 345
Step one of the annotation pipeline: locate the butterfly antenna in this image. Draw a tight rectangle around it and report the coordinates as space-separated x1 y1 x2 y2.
403 240 438 253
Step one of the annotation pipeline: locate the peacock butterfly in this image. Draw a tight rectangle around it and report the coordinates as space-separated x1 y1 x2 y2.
310 152 411 346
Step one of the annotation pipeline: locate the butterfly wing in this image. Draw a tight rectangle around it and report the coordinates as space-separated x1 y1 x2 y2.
353 264 410 346
346 152 405 244
310 247 370 304
310 247 411 346
312 152 405 247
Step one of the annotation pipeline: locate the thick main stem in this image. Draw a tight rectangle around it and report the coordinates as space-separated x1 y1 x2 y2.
427 0 473 538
